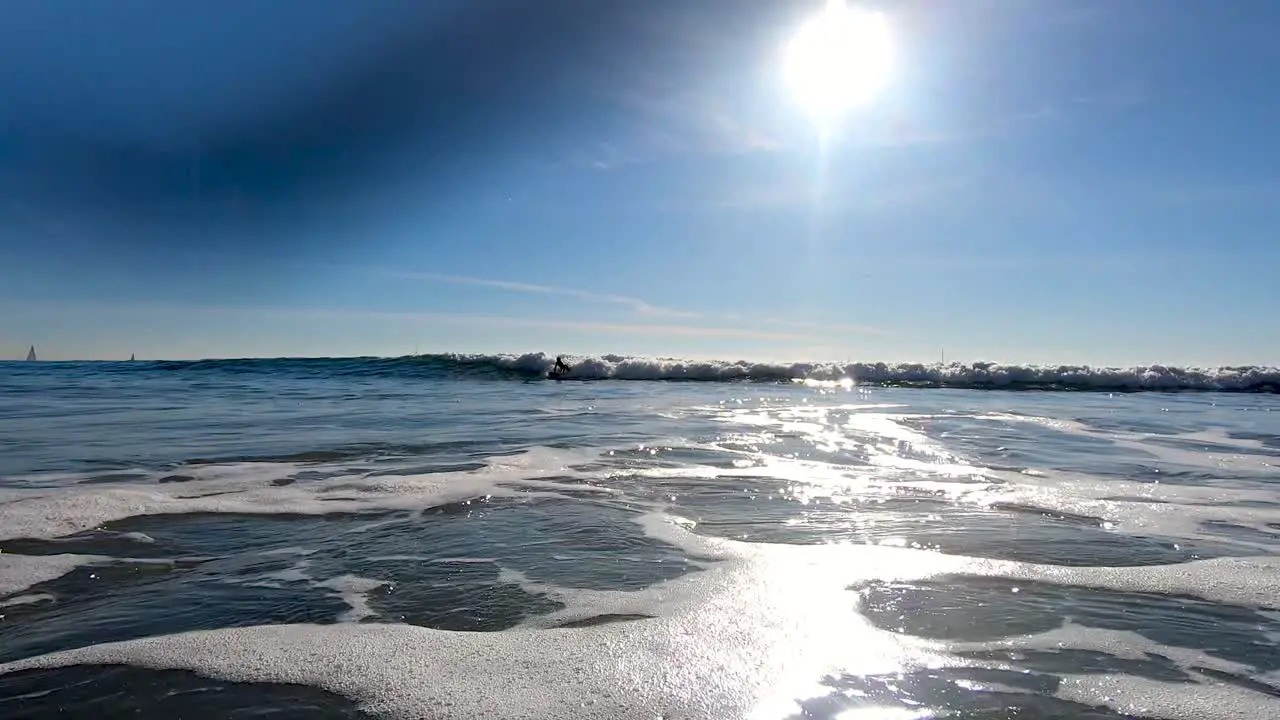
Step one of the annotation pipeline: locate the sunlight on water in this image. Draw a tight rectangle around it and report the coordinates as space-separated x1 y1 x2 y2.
799 377 857 390
2 362 1279 718
738 545 954 719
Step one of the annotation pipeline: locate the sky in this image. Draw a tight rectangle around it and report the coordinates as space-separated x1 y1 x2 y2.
1 0 1277 366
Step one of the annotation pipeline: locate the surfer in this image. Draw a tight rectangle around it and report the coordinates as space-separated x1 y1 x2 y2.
553 355 572 375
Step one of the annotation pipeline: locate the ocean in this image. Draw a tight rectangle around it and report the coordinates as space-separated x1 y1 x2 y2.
1 353 1279 719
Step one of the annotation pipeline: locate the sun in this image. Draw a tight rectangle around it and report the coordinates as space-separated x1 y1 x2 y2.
782 0 894 126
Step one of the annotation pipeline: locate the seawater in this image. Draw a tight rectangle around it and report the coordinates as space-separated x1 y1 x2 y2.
2 355 1280 719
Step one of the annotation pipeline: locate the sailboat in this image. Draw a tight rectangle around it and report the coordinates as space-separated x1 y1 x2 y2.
26 345 37 362
129 353 136 361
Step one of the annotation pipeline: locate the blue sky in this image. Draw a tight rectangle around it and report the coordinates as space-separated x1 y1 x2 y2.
1 0 1277 365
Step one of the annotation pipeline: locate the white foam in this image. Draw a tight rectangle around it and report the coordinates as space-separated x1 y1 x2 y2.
262 560 313 585
621 403 1277 559
260 546 316 557
985 464 1280 550
1258 669 1280 690
317 575 387 623
447 352 1280 391
980 411 1280 474
3 372 1277 715
718 406 963 465
1055 673 1280 720
0 553 95 597
362 555 496 564
231 561 387 623
3 520 1279 718
0 522 964 719
953 619 1255 677
844 410 1280 549
953 612 1280 717
0 447 601 542
0 592 55 609
496 567 674 630
970 555 1280 610
1178 428 1279 454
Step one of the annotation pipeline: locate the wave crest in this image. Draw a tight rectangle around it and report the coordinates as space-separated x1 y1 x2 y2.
114 353 1280 392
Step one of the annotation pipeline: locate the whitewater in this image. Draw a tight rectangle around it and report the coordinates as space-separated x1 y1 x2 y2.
2 353 1280 719
55 352 1280 392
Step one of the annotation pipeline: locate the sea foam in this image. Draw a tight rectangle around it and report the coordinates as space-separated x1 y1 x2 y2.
421 353 1280 391
0 447 608 542
3 522 1279 720
107 353 1280 392
0 553 96 597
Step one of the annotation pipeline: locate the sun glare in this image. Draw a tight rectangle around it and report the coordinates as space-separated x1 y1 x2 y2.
782 0 893 126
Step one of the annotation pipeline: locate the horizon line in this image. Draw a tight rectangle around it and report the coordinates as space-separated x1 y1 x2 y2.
5 351 1277 371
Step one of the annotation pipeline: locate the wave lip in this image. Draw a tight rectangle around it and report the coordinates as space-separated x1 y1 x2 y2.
10 354 1280 392
449 356 1280 391
846 361 1280 393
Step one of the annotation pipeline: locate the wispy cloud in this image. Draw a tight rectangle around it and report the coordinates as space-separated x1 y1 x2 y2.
274 263 888 338
614 74 782 153
375 269 698 318
1 297 812 346
420 268 889 335
431 312 810 341
218 303 809 341
556 74 783 171
379 268 887 337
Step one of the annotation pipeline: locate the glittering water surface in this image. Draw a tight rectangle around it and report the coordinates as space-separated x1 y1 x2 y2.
2 360 1280 719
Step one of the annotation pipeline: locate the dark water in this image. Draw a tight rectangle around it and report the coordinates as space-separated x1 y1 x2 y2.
2 360 1279 718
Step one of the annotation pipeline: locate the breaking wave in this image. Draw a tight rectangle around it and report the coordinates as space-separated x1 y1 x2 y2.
15 353 1280 393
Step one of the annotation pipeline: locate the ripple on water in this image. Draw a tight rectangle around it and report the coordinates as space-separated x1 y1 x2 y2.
0 558 351 665
0 665 366 719
856 575 1280 671
902 414 1145 475
788 667 1153 720
627 472 1247 566
0 496 700 664
4 378 1280 718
